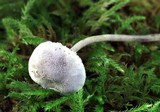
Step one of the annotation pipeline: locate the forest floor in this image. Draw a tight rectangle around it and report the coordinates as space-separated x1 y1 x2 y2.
0 0 160 112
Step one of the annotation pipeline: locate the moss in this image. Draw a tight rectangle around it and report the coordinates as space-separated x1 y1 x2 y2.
0 0 160 111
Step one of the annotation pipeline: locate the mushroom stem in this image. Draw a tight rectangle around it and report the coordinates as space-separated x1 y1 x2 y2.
71 34 160 52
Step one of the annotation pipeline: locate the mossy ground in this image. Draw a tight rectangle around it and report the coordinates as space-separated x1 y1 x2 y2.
0 0 160 112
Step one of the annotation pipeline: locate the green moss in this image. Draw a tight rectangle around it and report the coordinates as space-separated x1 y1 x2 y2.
0 0 160 111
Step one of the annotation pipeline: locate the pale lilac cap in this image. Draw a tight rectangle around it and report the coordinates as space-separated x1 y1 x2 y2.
28 41 86 94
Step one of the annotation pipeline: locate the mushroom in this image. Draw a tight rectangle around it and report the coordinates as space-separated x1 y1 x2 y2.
28 42 86 94
28 34 160 94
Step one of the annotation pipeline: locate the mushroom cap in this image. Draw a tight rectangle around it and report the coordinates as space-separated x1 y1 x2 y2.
28 41 86 94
